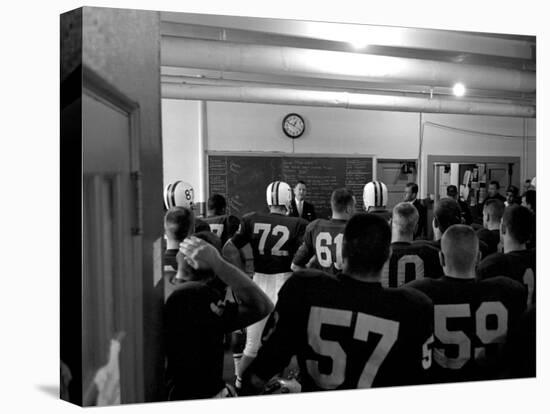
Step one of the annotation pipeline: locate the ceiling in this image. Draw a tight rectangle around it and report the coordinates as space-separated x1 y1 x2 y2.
159 11 536 115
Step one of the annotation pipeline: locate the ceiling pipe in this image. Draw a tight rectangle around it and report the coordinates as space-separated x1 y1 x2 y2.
161 75 534 105
161 37 536 93
162 83 535 118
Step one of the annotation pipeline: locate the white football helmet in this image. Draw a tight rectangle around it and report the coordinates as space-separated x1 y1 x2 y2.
163 180 194 209
266 181 292 207
363 180 388 210
531 176 536 189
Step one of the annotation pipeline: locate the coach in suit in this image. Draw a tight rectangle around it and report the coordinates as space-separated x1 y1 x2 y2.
289 181 317 222
404 182 427 239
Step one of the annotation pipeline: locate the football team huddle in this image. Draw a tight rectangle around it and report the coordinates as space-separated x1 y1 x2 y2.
161 178 536 400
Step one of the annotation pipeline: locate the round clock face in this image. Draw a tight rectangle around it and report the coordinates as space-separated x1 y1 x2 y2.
282 113 305 138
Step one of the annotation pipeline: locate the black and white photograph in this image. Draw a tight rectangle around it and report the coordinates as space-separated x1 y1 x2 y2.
2 1 548 413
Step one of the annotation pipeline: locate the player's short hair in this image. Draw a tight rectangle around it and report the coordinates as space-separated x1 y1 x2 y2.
343 213 391 275
295 180 307 187
506 185 520 196
331 188 355 213
207 193 227 215
405 182 418 194
502 205 534 244
489 180 500 189
164 206 195 242
483 199 505 222
392 202 419 235
178 231 223 282
441 225 479 273
524 189 536 212
446 185 458 197
434 198 462 233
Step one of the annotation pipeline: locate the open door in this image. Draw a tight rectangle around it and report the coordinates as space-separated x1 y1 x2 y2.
377 159 418 210
61 7 163 406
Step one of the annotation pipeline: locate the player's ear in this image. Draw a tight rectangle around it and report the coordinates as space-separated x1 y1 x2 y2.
439 251 446 268
475 249 481 265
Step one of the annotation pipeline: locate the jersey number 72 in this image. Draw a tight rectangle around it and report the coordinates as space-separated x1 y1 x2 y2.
253 223 290 256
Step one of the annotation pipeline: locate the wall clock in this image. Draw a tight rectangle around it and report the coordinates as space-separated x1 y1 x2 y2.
282 113 305 138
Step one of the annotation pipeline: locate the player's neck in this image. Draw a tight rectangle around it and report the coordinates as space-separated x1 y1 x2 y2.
345 269 382 283
166 238 180 250
392 230 413 243
444 269 476 280
269 207 287 215
503 238 526 253
332 213 349 220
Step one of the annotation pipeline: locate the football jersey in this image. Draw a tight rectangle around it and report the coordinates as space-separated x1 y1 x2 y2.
406 276 526 383
381 241 444 288
249 270 434 391
476 228 500 256
164 279 239 400
503 305 536 378
203 214 241 245
231 212 308 274
476 249 536 306
292 218 347 274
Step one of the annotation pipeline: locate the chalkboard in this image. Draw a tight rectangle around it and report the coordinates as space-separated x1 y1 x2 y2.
208 154 373 220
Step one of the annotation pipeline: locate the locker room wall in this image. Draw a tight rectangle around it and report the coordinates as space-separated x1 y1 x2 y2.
162 99 536 199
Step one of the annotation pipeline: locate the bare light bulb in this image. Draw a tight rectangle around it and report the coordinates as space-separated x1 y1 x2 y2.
453 83 466 97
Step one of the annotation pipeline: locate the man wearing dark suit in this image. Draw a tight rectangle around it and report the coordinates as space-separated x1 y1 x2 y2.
404 182 427 239
289 181 316 222
447 185 473 225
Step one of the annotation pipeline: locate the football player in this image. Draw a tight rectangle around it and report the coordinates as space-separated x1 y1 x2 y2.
241 213 434 394
164 234 273 400
419 198 490 258
203 193 241 246
163 180 210 232
163 206 196 273
406 225 526 383
223 181 308 388
363 180 392 222
291 188 355 274
477 199 504 255
477 205 536 306
381 202 443 288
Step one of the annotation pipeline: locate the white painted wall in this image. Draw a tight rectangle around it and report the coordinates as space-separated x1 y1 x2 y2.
162 99 200 188
162 99 536 201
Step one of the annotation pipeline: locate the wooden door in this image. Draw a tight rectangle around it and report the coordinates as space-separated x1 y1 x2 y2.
82 83 143 405
377 160 418 211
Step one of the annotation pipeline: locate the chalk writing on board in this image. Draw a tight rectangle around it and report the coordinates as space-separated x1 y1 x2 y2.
208 155 372 219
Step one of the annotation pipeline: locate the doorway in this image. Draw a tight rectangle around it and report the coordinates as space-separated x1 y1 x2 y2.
376 159 418 210
82 72 144 404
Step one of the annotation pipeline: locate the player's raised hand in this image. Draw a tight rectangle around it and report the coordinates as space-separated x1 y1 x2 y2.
180 236 222 270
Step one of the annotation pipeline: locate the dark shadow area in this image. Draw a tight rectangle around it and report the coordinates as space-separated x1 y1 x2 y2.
36 384 59 399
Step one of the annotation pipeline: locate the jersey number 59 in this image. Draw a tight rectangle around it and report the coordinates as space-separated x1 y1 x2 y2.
434 301 508 369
